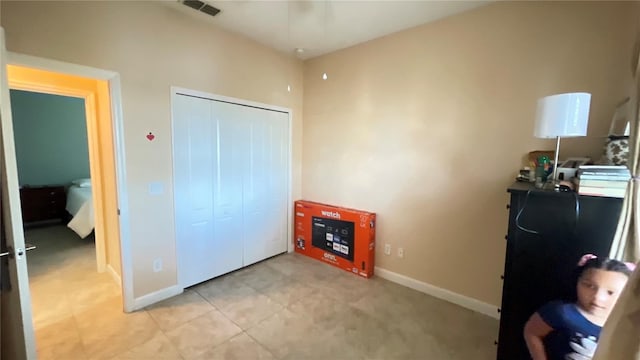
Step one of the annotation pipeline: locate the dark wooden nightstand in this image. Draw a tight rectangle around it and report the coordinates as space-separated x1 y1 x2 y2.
19 186 66 224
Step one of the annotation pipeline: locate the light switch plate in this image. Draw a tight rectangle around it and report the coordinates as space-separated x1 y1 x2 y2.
148 182 164 195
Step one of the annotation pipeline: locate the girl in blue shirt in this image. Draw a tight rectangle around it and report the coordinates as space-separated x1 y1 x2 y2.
524 255 634 360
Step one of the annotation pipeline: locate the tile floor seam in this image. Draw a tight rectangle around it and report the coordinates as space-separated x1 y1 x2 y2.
193 289 234 320
145 296 217 333
191 287 219 311
191 283 283 332
219 298 283 332
251 282 292 308
241 302 290 331
158 327 188 360
163 305 240 357
242 329 283 360
178 322 242 360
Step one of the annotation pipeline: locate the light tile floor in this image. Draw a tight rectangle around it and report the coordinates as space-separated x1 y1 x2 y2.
27 225 498 359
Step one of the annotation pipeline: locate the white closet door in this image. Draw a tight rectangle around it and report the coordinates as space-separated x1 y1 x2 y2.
209 100 244 276
173 94 214 288
173 92 288 288
174 95 243 288
241 106 289 265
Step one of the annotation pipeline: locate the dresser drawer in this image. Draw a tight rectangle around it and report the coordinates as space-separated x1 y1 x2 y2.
20 186 66 223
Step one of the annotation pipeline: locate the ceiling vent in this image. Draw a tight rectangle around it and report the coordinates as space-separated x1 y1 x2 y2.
182 0 221 17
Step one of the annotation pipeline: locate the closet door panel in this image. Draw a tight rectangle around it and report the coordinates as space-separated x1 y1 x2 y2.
210 101 244 275
266 110 289 257
242 107 288 265
173 94 216 288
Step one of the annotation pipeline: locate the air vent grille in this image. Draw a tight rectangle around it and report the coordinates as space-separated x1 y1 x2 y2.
183 0 204 11
200 4 221 17
181 0 221 17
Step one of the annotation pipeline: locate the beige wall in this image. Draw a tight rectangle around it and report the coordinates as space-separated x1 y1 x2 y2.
302 1 637 306
1 1 304 298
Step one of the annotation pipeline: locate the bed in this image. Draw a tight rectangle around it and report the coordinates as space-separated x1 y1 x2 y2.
66 179 94 238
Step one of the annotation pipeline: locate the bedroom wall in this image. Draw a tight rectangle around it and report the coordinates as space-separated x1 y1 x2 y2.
1 1 304 299
9 90 90 187
302 1 637 307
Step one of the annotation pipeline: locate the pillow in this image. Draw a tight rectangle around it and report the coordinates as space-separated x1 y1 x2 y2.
71 178 91 188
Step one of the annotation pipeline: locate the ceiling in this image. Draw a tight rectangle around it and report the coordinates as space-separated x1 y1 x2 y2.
164 0 491 60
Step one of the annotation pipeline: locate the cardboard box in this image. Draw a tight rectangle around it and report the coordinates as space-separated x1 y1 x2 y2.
294 200 376 278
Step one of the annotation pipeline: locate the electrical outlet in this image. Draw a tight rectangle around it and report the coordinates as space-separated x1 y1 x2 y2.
384 244 391 255
398 247 404 258
153 258 162 272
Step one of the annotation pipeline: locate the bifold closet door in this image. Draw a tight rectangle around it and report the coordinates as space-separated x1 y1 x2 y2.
174 93 289 289
173 95 244 288
239 106 289 266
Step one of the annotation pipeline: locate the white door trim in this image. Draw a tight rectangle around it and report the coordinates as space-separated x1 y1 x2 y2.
7 52 135 312
170 86 294 258
287 110 293 253
1 28 36 360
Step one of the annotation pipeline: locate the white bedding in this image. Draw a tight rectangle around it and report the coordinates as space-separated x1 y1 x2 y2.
66 185 94 238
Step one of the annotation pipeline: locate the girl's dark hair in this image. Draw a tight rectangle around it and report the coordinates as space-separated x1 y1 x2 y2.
565 257 631 302
576 257 632 279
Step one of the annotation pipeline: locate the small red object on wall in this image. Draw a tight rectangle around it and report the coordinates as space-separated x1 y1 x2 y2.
146 132 155 141
294 200 376 278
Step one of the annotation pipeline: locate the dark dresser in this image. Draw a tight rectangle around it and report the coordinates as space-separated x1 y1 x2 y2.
19 185 66 224
496 182 623 359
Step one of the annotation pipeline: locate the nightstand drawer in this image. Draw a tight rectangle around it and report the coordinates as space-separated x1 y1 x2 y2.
20 186 66 223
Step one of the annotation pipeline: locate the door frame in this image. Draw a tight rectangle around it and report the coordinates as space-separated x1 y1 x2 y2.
9 67 112 275
7 52 135 312
170 86 294 259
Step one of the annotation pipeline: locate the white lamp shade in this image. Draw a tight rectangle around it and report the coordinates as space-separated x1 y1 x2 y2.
534 92 591 138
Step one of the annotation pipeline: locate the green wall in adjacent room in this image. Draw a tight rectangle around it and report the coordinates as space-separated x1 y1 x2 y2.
9 89 90 187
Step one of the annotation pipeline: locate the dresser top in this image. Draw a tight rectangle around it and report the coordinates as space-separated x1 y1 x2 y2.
508 181 579 196
508 181 539 193
20 185 65 189
507 181 626 203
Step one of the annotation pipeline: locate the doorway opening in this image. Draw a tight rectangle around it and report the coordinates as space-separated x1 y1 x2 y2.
7 65 124 355
8 65 121 277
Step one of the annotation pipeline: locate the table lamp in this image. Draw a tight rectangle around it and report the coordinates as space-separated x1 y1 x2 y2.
534 92 591 188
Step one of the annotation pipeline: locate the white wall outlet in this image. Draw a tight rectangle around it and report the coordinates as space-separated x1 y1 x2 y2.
153 258 162 272
397 247 404 258
384 244 391 255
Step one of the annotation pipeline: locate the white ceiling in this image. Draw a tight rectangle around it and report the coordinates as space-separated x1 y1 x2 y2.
164 0 491 60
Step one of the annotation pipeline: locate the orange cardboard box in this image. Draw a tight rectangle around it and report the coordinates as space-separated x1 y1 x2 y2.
294 200 376 278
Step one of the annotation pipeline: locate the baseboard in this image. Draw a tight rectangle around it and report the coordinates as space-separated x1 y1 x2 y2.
374 266 500 320
131 285 183 311
106 264 122 288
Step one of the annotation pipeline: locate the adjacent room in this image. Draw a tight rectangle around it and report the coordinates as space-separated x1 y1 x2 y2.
0 1 639 359
8 88 120 349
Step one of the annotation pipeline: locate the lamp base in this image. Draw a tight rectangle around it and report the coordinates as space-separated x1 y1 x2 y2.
542 180 561 191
